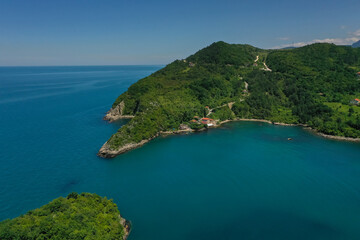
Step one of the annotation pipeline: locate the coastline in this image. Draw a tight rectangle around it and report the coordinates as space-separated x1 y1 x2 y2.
120 217 131 240
221 118 360 142
304 127 360 142
98 137 156 158
99 117 360 158
97 128 204 158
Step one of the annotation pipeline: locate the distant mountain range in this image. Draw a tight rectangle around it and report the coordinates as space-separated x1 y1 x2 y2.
352 40 360 48
283 40 360 49
281 46 297 50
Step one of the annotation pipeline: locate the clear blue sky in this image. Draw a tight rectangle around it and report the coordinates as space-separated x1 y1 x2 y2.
1 0 360 66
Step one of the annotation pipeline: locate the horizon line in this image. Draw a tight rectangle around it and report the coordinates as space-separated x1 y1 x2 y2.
0 64 166 68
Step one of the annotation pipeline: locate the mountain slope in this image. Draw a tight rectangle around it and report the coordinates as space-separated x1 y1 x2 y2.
99 41 360 158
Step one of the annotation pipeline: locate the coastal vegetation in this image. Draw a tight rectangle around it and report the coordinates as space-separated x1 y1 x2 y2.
99 41 360 157
0 193 129 240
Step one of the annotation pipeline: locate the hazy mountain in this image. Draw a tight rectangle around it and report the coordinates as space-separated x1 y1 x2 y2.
352 40 360 48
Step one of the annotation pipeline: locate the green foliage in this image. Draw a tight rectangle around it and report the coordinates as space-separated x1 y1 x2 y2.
0 193 127 240
187 41 259 66
106 42 360 151
188 122 206 130
209 106 235 121
266 43 360 136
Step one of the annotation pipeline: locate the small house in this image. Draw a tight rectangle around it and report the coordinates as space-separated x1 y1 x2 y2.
357 72 360 77
201 118 209 124
201 118 216 127
350 98 360 105
189 62 195 67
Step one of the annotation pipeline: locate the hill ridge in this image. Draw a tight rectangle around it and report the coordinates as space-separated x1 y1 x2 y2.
98 42 360 158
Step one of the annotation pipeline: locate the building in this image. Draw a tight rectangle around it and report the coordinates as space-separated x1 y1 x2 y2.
350 99 360 105
201 117 209 124
201 118 216 127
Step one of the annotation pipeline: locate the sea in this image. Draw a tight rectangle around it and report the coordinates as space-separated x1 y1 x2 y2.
0 66 360 240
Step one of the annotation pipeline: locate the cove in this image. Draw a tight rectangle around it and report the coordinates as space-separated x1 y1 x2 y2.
1 66 360 240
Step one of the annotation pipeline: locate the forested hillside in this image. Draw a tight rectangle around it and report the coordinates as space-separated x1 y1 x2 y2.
99 41 360 158
0 193 129 240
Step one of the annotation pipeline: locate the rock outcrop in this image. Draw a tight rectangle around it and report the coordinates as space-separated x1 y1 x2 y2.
120 217 131 240
103 101 134 122
97 135 159 158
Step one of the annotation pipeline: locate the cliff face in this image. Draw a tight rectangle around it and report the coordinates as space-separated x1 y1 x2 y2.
104 101 134 122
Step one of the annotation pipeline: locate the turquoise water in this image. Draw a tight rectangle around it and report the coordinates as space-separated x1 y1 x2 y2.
1 66 360 239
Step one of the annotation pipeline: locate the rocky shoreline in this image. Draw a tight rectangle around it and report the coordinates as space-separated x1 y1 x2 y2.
98 137 157 158
97 128 203 158
227 118 360 142
98 114 360 158
120 217 131 240
304 127 360 142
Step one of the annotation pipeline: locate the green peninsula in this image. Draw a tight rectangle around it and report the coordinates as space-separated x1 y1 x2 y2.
98 41 360 158
0 193 130 240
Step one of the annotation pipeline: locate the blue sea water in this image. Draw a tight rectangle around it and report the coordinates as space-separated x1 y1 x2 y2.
1 66 360 240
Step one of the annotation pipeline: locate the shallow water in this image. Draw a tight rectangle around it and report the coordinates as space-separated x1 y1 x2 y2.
1 66 360 239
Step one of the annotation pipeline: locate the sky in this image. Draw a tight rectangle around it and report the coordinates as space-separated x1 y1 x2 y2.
1 0 360 66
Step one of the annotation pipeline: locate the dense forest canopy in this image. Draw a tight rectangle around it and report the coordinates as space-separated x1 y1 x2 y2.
100 41 360 156
0 193 128 240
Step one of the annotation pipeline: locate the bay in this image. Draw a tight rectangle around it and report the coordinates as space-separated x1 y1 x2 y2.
0 66 360 239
